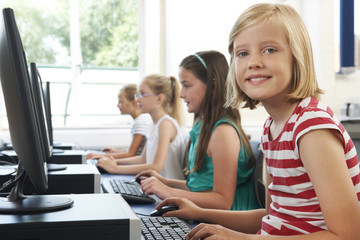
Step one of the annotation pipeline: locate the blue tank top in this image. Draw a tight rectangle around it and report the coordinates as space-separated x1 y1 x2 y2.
186 117 259 210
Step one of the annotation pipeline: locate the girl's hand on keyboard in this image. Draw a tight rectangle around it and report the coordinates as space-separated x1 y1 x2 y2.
140 176 174 199
136 170 166 183
97 156 117 174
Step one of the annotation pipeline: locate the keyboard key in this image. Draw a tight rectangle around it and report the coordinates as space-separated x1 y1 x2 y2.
141 217 190 240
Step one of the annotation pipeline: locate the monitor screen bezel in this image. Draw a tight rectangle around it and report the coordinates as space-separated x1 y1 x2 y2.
30 62 53 159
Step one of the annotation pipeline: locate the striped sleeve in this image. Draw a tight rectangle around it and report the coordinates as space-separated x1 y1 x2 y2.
260 97 360 235
131 113 153 136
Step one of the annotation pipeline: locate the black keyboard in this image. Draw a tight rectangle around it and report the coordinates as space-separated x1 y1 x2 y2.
141 217 190 240
102 178 156 204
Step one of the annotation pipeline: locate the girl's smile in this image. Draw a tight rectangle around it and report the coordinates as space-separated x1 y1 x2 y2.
246 74 272 85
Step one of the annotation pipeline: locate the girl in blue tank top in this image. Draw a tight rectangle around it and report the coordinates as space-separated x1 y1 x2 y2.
136 51 259 211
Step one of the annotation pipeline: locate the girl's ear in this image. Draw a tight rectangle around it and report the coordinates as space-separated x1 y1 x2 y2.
131 99 138 108
157 93 165 104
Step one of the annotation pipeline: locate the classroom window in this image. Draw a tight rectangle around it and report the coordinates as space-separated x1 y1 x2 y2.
0 0 139 128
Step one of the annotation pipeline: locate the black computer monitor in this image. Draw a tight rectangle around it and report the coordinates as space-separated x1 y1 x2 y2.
30 62 53 159
43 81 54 146
0 8 73 213
30 63 66 171
42 80 68 153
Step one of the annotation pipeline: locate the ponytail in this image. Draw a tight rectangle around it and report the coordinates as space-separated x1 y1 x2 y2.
142 74 184 126
169 76 183 126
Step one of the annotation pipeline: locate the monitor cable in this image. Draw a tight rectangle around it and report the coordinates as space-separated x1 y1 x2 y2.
0 152 17 165
136 212 151 217
0 168 24 193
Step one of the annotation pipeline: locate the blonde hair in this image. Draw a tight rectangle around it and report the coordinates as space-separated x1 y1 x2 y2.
120 84 137 102
226 3 323 109
142 74 183 126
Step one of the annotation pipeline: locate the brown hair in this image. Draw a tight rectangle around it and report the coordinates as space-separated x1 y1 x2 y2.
180 50 254 173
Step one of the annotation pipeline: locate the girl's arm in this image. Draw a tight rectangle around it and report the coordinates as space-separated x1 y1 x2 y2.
159 197 266 234
102 134 145 159
145 119 177 173
86 134 145 159
98 119 176 175
142 124 241 209
186 129 360 240
158 163 271 234
114 145 147 165
97 152 145 173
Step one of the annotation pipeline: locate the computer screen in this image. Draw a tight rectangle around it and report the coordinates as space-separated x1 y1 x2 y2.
30 62 53 159
0 8 73 213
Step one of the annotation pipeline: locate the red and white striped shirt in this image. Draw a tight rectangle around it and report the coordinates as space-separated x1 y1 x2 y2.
260 97 360 235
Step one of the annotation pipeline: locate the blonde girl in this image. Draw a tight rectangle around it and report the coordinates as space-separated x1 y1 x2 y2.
86 84 152 160
97 74 186 180
159 4 360 240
